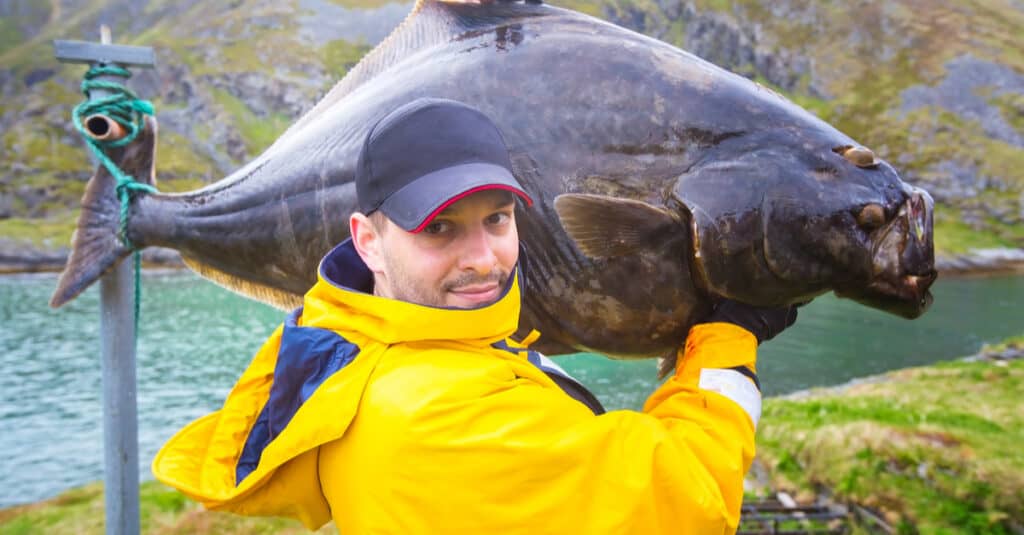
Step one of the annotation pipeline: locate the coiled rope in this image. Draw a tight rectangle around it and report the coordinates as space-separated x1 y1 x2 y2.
71 64 158 332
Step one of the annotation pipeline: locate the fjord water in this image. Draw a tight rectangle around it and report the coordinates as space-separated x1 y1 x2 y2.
1 270 1022 507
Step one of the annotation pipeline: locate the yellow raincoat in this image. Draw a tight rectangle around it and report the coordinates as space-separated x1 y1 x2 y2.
153 240 761 534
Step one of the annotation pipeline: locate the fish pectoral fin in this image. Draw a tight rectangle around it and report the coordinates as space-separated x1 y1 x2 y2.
554 193 681 258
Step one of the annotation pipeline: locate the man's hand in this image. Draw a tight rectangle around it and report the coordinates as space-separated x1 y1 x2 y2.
707 299 798 344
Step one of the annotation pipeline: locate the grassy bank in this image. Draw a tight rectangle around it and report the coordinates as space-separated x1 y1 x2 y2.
2 339 1021 534
755 337 1024 534
0 481 333 535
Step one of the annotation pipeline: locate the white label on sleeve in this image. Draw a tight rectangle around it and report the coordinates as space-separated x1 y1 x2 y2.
698 368 762 428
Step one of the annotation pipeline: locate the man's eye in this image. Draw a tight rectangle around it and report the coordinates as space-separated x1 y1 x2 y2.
423 221 451 235
486 212 511 225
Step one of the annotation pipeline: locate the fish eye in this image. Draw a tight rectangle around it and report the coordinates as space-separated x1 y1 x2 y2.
833 145 880 168
856 203 886 230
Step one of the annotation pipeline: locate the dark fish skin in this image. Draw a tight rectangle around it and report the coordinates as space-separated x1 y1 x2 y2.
53 0 936 361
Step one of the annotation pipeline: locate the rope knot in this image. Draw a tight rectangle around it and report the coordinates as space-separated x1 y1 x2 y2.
72 64 158 250
71 63 159 331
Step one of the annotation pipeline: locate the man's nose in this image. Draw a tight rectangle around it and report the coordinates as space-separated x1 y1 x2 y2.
458 225 498 273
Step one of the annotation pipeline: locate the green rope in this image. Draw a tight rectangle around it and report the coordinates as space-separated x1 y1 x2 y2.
72 64 158 333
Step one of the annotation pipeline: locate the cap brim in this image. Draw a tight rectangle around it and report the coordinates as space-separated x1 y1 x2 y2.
378 162 533 233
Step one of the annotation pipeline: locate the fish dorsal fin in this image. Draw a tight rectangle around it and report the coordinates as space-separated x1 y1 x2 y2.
275 0 534 146
182 254 303 311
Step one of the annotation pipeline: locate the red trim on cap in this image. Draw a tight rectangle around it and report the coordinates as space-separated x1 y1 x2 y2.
410 185 534 233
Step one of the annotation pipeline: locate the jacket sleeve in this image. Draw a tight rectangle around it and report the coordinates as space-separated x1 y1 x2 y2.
638 321 760 532
320 322 760 535
152 324 336 530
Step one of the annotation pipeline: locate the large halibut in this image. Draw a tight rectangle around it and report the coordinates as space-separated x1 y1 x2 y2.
53 0 936 361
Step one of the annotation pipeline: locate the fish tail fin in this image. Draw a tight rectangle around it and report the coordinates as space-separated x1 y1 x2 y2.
50 117 158 308
50 167 133 307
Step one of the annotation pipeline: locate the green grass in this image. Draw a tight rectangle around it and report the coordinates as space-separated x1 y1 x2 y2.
326 0 410 9
209 88 292 158
933 206 1017 255
322 39 371 78
0 215 78 249
154 130 219 183
548 0 605 18
2 128 86 175
692 0 736 13
0 481 334 535
981 334 1024 353
158 177 208 194
751 74 833 120
0 17 25 56
3 77 89 173
757 336 1024 533
0 1 112 73
218 39 276 74
989 93 1024 136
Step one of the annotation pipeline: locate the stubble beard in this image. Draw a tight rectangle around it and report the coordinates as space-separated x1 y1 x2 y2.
382 253 511 309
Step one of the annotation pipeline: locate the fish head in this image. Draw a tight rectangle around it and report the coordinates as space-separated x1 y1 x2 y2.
674 133 936 318
829 178 937 319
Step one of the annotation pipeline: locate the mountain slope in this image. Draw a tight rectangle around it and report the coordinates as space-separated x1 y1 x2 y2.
1 0 1021 269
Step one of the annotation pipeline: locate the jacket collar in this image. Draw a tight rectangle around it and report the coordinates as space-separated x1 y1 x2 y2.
300 239 522 346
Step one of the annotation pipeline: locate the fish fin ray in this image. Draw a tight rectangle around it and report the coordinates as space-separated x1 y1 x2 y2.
50 117 158 308
182 255 303 311
274 0 464 145
554 193 680 258
273 0 547 147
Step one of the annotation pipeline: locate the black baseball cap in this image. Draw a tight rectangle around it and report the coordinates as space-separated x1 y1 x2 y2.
355 98 533 233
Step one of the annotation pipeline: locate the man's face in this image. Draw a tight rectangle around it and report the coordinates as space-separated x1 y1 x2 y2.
353 189 520 309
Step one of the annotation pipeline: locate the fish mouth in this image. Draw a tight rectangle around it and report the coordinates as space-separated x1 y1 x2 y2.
836 187 937 319
839 271 937 319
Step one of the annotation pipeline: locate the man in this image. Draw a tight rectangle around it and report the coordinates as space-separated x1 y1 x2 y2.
154 98 796 534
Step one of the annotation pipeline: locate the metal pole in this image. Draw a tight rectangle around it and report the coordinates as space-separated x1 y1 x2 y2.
100 260 140 535
95 25 140 535
55 26 155 535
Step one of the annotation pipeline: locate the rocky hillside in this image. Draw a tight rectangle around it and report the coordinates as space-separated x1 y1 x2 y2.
1 0 1022 270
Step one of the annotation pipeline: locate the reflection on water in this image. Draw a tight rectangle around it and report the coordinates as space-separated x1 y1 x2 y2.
1 270 1021 507
0 271 281 509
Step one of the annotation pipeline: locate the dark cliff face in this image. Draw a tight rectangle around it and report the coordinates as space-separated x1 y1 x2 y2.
0 0 1021 264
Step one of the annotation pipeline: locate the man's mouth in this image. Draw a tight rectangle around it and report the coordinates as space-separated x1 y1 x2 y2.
448 282 502 305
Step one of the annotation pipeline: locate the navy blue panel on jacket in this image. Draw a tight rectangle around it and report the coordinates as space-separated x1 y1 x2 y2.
492 340 606 415
236 308 361 484
319 239 375 293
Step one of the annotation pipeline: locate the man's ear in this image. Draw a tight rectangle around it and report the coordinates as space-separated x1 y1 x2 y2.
350 212 385 273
